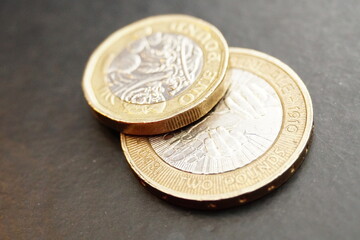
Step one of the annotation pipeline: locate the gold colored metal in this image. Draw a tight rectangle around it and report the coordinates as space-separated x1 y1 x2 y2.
82 14 229 135
121 48 314 209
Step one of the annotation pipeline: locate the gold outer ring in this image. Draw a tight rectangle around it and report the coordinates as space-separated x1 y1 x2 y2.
121 48 314 209
82 14 229 135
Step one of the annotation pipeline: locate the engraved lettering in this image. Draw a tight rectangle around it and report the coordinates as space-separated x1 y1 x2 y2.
170 22 220 65
201 180 213 190
187 178 201 189
191 81 208 96
273 147 287 158
280 83 295 94
235 174 247 184
270 69 282 80
148 161 161 171
197 32 211 45
256 160 272 172
288 111 301 118
286 124 298 132
247 168 260 179
178 70 216 105
267 155 279 165
223 174 247 185
179 93 195 105
289 119 300 124
224 176 235 185
138 149 154 164
179 177 213 190
207 52 220 64
204 40 218 51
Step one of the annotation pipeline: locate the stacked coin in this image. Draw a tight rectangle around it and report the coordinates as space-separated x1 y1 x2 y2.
83 15 313 209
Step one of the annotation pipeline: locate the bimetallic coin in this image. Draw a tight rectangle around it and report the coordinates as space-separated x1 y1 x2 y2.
121 48 314 209
83 15 229 135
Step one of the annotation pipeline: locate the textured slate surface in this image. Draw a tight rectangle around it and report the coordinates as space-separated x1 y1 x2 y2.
1 0 359 239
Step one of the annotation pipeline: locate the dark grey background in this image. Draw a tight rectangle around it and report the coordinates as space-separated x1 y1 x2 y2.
1 0 359 239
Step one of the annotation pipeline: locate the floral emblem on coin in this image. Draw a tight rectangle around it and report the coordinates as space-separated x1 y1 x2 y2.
106 32 203 104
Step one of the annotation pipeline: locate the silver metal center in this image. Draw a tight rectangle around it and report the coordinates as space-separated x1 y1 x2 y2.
149 69 283 174
106 32 203 104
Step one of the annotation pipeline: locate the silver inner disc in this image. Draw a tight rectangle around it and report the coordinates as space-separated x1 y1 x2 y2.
149 69 283 174
106 32 203 105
